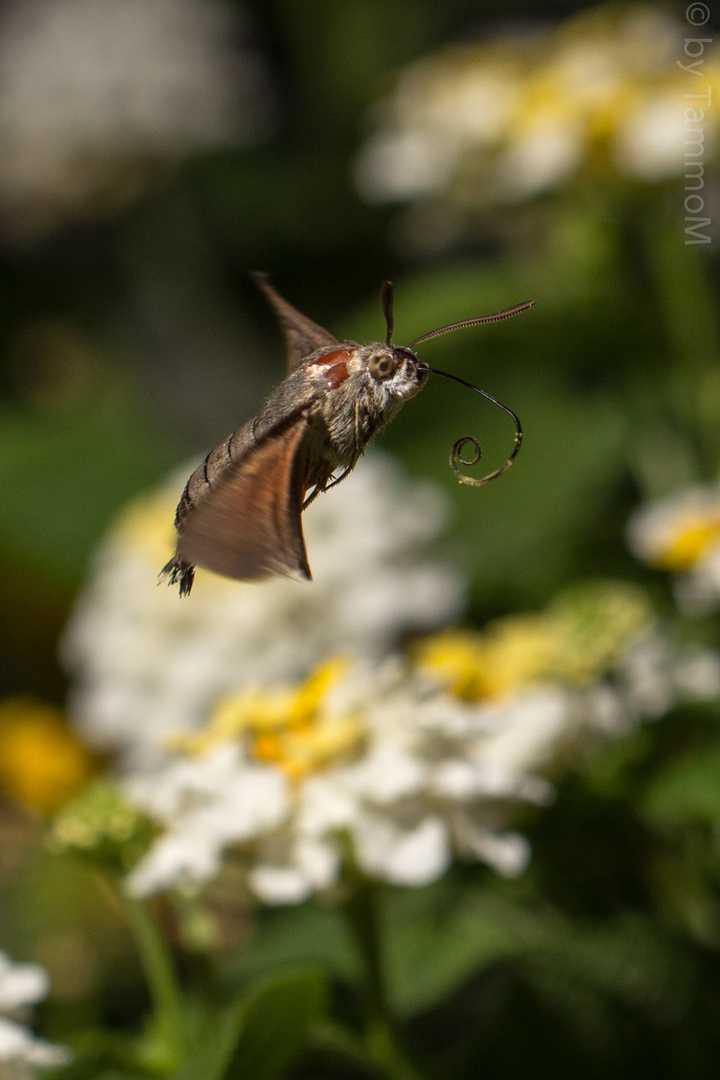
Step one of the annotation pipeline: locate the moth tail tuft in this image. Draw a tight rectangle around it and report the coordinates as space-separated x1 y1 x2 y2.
159 556 196 597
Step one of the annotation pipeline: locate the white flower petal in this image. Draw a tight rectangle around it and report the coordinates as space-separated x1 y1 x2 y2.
458 827 531 878
675 547 720 616
126 823 224 896
293 835 341 890
431 759 552 804
674 649 720 700
353 127 460 202
249 865 313 906
0 1014 70 1068
348 743 427 804
0 956 48 1011
354 814 450 887
473 687 575 774
297 775 358 835
125 751 288 896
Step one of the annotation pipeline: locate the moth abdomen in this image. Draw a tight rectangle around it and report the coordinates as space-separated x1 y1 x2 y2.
173 419 255 532
160 555 195 597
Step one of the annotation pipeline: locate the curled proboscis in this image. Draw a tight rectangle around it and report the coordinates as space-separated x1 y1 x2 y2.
419 367 523 487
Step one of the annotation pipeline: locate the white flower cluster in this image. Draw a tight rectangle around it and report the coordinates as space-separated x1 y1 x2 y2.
0 953 70 1078
61 454 465 767
0 0 272 240
124 661 560 904
124 617 720 907
354 5 711 211
627 483 720 615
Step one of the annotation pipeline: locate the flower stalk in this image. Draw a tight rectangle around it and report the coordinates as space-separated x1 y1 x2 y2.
343 877 423 1080
124 896 186 1071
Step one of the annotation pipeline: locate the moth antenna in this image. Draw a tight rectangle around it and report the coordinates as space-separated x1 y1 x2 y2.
409 300 534 348
380 280 394 345
416 365 523 487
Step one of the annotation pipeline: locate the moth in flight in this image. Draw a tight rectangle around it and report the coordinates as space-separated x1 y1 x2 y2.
163 276 532 595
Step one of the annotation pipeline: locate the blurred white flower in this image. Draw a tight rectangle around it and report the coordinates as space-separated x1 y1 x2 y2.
617 632 720 717
0 953 70 1076
493 120 585 201
61 453 465 766
355 5 713 216
355 128 460 203
0 957 48 1015
612 91 687 181
627 483 720 615
0 0 272 240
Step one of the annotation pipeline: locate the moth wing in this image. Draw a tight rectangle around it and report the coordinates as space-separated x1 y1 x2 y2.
253 273 339 373
176 415 312 582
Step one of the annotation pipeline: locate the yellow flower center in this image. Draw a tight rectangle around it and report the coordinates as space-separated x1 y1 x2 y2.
652 518 720 571
172 658 364 780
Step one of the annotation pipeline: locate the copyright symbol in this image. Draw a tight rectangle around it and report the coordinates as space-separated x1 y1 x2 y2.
686 2 710 24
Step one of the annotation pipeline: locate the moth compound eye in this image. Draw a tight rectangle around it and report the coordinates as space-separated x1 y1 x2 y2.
368 353 397 381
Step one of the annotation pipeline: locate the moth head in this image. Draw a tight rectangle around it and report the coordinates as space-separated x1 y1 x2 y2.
366 344 426 382
362 344 428 404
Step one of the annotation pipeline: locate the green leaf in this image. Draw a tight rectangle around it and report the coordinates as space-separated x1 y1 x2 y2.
173 968 327 1080
382 881 686 1017
642 741 720 824
383 884 527 1015
224 902 359 987
0 401 172 584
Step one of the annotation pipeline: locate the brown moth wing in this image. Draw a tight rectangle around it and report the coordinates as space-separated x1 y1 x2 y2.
253 273 339 373
175 415 312 583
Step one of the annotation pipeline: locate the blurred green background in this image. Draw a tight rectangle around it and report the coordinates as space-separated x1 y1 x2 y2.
1 0 720 1077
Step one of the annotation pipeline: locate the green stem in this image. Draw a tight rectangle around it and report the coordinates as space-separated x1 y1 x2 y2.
124 897 186 1070
644 214 720 475
343 880 424 1080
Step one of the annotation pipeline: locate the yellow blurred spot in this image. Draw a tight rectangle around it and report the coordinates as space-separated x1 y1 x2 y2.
416 583 653 700
253 732 284 763
113 490 178 566
288 658 349 730
0 698 96 815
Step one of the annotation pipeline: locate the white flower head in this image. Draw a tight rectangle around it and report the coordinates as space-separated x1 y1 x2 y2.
0 0 273 240
354 4 710 219
123 644 634 904
62 452 465 766
627 483 720 615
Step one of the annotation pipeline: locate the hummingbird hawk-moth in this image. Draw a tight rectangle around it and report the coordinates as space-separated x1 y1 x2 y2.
162 276 533 595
